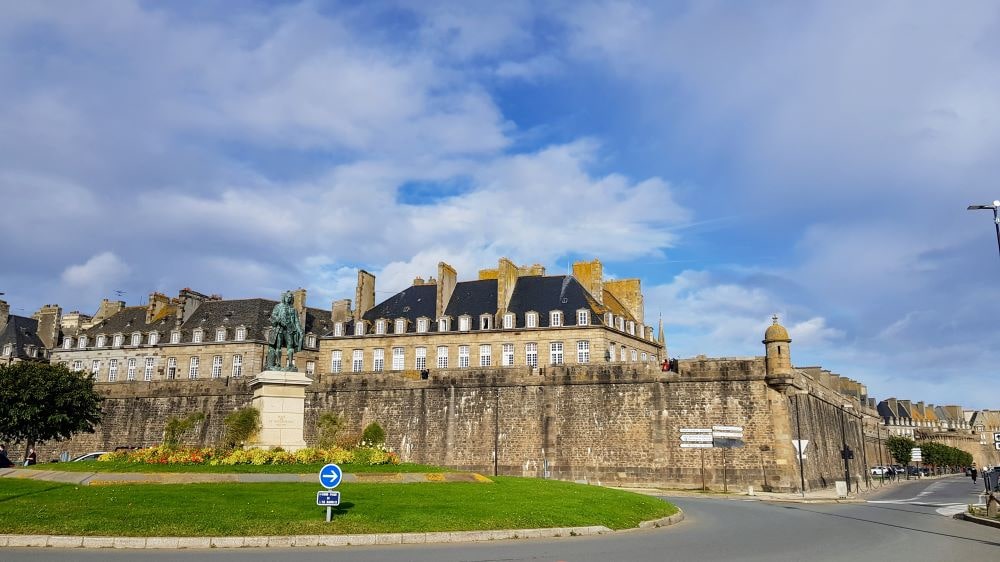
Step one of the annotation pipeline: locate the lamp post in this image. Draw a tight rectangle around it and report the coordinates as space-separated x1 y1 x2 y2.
839 404 854 494
967 201 1000 258
793 390 809 497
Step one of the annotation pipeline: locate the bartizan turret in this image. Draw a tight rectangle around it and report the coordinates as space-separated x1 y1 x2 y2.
763 314 795 392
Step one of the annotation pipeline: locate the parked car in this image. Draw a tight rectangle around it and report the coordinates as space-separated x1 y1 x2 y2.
870 466 889 476
71 452 107 462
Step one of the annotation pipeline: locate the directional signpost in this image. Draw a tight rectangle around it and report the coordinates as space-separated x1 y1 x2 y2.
713 426 744 493
994 433 1000 451
318 463 343 522
911 447 922 479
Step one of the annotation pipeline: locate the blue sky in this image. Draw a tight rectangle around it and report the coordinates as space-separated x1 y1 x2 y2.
3 1 1000 408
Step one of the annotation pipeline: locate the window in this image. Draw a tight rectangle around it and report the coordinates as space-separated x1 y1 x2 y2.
620 346 627 362
306 334 316 348
503 313 514 329
479 344 492 367
91 359 101 377
437 346 449 368
1 344 10 356
189 357 199 379
193 330 203 343
113 334 123 347
167 357 177 379
170 331 180 344
126 358 136 381
108 359 119 382
458 345 470 368
395 319 406 334
459 316 471 331
438 317 450 332
605 312 613 326
148 332 159 345
417 318 429 333
525 343 538 367
331 350 342 373
641 352 647 361
550 342 564 365
72 360 83 372
617 317 625 331
352 349 364 372
79 336 88 348
631 349 638 361
502 343 514 366
526 312 538 328
608 343 615 361
333 323 344 337
306 361 315 376
144 357 155 381
212 355 223 378
628 321 635 335
550 311 562 327
97 335 107 347
234 326 246 341
216 328 226 342
232 354 243 377
392 347 404 370
577 340 590 363
415 347 427 370
376 320 387 335
480 315 492 330
63 338 73 350
374 348 385 372
577 310 590 326
354 322 365 336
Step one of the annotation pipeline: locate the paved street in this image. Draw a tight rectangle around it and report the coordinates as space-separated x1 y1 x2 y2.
10 476 999 561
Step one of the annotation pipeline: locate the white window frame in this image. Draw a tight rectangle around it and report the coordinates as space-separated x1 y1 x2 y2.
72 359 83 371
459 345 470 368
96 335 107 348
131 332 142 346
415 347 427 370
502 343 514 366
617 317 625 331
170 331 181 344
189 356 199 379
113 334 123 348
480 315 492 330
631 349 638 361
216 328 226 342
232 354 243 378
458 316 471 332
126 358 136 381
63 338 74 350
417 318 429 333
375 320 387 335
373 348 385 372
503 313 514 329
526 312 538 328
550 342 564 365
641 351 648 361
620 346 627 362
479 344 492 367
392 347 404 370
108 359 119 382
306 334 316 348
605 312 614 326
193 330 204 343
608 343 616 361
306 361 315 376
212 355 223 378
577 310 590 326
577 340 590 363
235 326 246 341
331 350 342 373
2 344 12 356
437 346 449 368
550 311 563 327
352 349 363 372
91 359 101 377
167 357 177 379
144 357 155 381
526 343 538 367
438 317 451 332
395 319 406 334
354 322 365 336
333 323 344 337
148 332 159 345
628 321 635 335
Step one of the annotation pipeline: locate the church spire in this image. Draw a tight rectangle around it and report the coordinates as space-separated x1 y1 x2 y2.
657 313 666 347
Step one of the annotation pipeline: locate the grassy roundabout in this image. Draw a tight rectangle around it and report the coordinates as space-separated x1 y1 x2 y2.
0 477 676 536
23 461 446 474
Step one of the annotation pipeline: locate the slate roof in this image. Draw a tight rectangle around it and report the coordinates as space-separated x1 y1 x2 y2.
81 306 171 338
507 275 603 328
361 284 437 327
445 280 498 320
0 314 46 360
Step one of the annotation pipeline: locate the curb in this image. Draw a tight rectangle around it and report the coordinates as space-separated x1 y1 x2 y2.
954 512 1000 530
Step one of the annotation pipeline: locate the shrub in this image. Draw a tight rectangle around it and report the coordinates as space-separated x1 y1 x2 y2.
162 412 206 449
334 431 362 449
362 422 386 446
222 407 261 449
316 412 345 449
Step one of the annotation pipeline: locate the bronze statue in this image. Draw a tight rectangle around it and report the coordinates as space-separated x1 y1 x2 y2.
265 291 303 371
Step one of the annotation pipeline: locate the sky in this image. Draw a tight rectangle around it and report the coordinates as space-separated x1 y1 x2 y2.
3 1 1000 409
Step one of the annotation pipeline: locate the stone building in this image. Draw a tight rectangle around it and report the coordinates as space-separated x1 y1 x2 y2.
0 299 57 364
50 288 331 382
319 258 666 376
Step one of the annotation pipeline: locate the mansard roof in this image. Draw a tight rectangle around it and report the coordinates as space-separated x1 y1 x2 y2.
444 280 498 320
507 275 602 328
362 284 436 325
0 314 46 359
82 306 168 337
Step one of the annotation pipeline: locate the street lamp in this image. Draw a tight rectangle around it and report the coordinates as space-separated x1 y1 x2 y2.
793 390 809 497
840 404 855 494
966 201 1000 258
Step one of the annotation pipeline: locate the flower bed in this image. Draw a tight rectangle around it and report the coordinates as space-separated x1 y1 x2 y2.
99 445 399 466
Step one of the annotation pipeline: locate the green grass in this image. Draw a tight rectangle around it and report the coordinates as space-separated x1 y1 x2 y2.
24 461 447 474
0 477 676 536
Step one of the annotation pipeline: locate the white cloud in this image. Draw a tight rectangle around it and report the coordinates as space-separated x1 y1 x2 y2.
61 252 130 288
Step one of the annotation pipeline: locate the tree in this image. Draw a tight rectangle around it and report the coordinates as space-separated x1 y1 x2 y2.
885 435 915 465
0 362 103 456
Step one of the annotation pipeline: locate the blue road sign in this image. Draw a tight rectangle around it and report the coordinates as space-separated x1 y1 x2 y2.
317 490 341 506
319 463 342 488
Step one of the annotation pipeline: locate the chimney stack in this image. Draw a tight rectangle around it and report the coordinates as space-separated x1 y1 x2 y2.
354 270 376 322
435 262 457 320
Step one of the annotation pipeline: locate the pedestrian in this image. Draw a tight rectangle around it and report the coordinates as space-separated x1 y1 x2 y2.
0 444 13 468
24 447 37 466
887 466 895 481
971 466 978 484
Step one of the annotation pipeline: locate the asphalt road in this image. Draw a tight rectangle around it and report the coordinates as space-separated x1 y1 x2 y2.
11 476 999 561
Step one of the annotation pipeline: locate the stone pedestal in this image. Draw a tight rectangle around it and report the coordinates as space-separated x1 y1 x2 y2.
249 370 312 451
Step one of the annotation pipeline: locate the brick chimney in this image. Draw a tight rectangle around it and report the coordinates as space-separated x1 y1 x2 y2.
572 259 604 305
435 262 457 320
496 257 519 314
31 304 62 349
354 270 376 322
146 292 171 324
331 299 352 324
0 300 9 334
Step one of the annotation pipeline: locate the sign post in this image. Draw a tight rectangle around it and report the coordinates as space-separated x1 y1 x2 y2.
911 447 922 479
712 426 744 494
318 463 343 522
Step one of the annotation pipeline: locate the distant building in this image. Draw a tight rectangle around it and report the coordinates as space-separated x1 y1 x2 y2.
0 299 54 364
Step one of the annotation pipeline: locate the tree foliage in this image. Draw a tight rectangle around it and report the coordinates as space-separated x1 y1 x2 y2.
162 412 206 449
222 407 261 449
885 435 915 464
362 422 386 446
0 362 103 449
919 441 973 468
315 412 345 449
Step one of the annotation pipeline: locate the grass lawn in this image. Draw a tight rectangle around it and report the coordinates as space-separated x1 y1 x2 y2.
0 477 676 536
24 461 447 474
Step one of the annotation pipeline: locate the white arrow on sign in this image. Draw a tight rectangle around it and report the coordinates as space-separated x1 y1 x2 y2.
681 434 714 442
792 439 809 460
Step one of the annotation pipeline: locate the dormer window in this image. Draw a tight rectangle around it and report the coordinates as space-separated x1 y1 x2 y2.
550 311 563 327
627 321 635 335
192 329 203 343
96 335 107 348
79 336 88 348
148 332 159 345
306 334 316 348
63 338 74 350
438 317 451 332
395 319 406 334
480 314 492 330
605 312 613 326
577 310 590 326
526 312 538 328
131 332 142 346
503 313 514 329
2 344 11 357
170 331 181 344
333 323 344 337
616 316 624 331
354 322 366 336
216 328 226 342
235 327 246 341
458 316 471 332
375 319 387 335
113 334 123 348
417 318 429 333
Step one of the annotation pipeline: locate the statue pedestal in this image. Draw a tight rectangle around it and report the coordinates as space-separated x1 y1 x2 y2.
248 370 312 451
